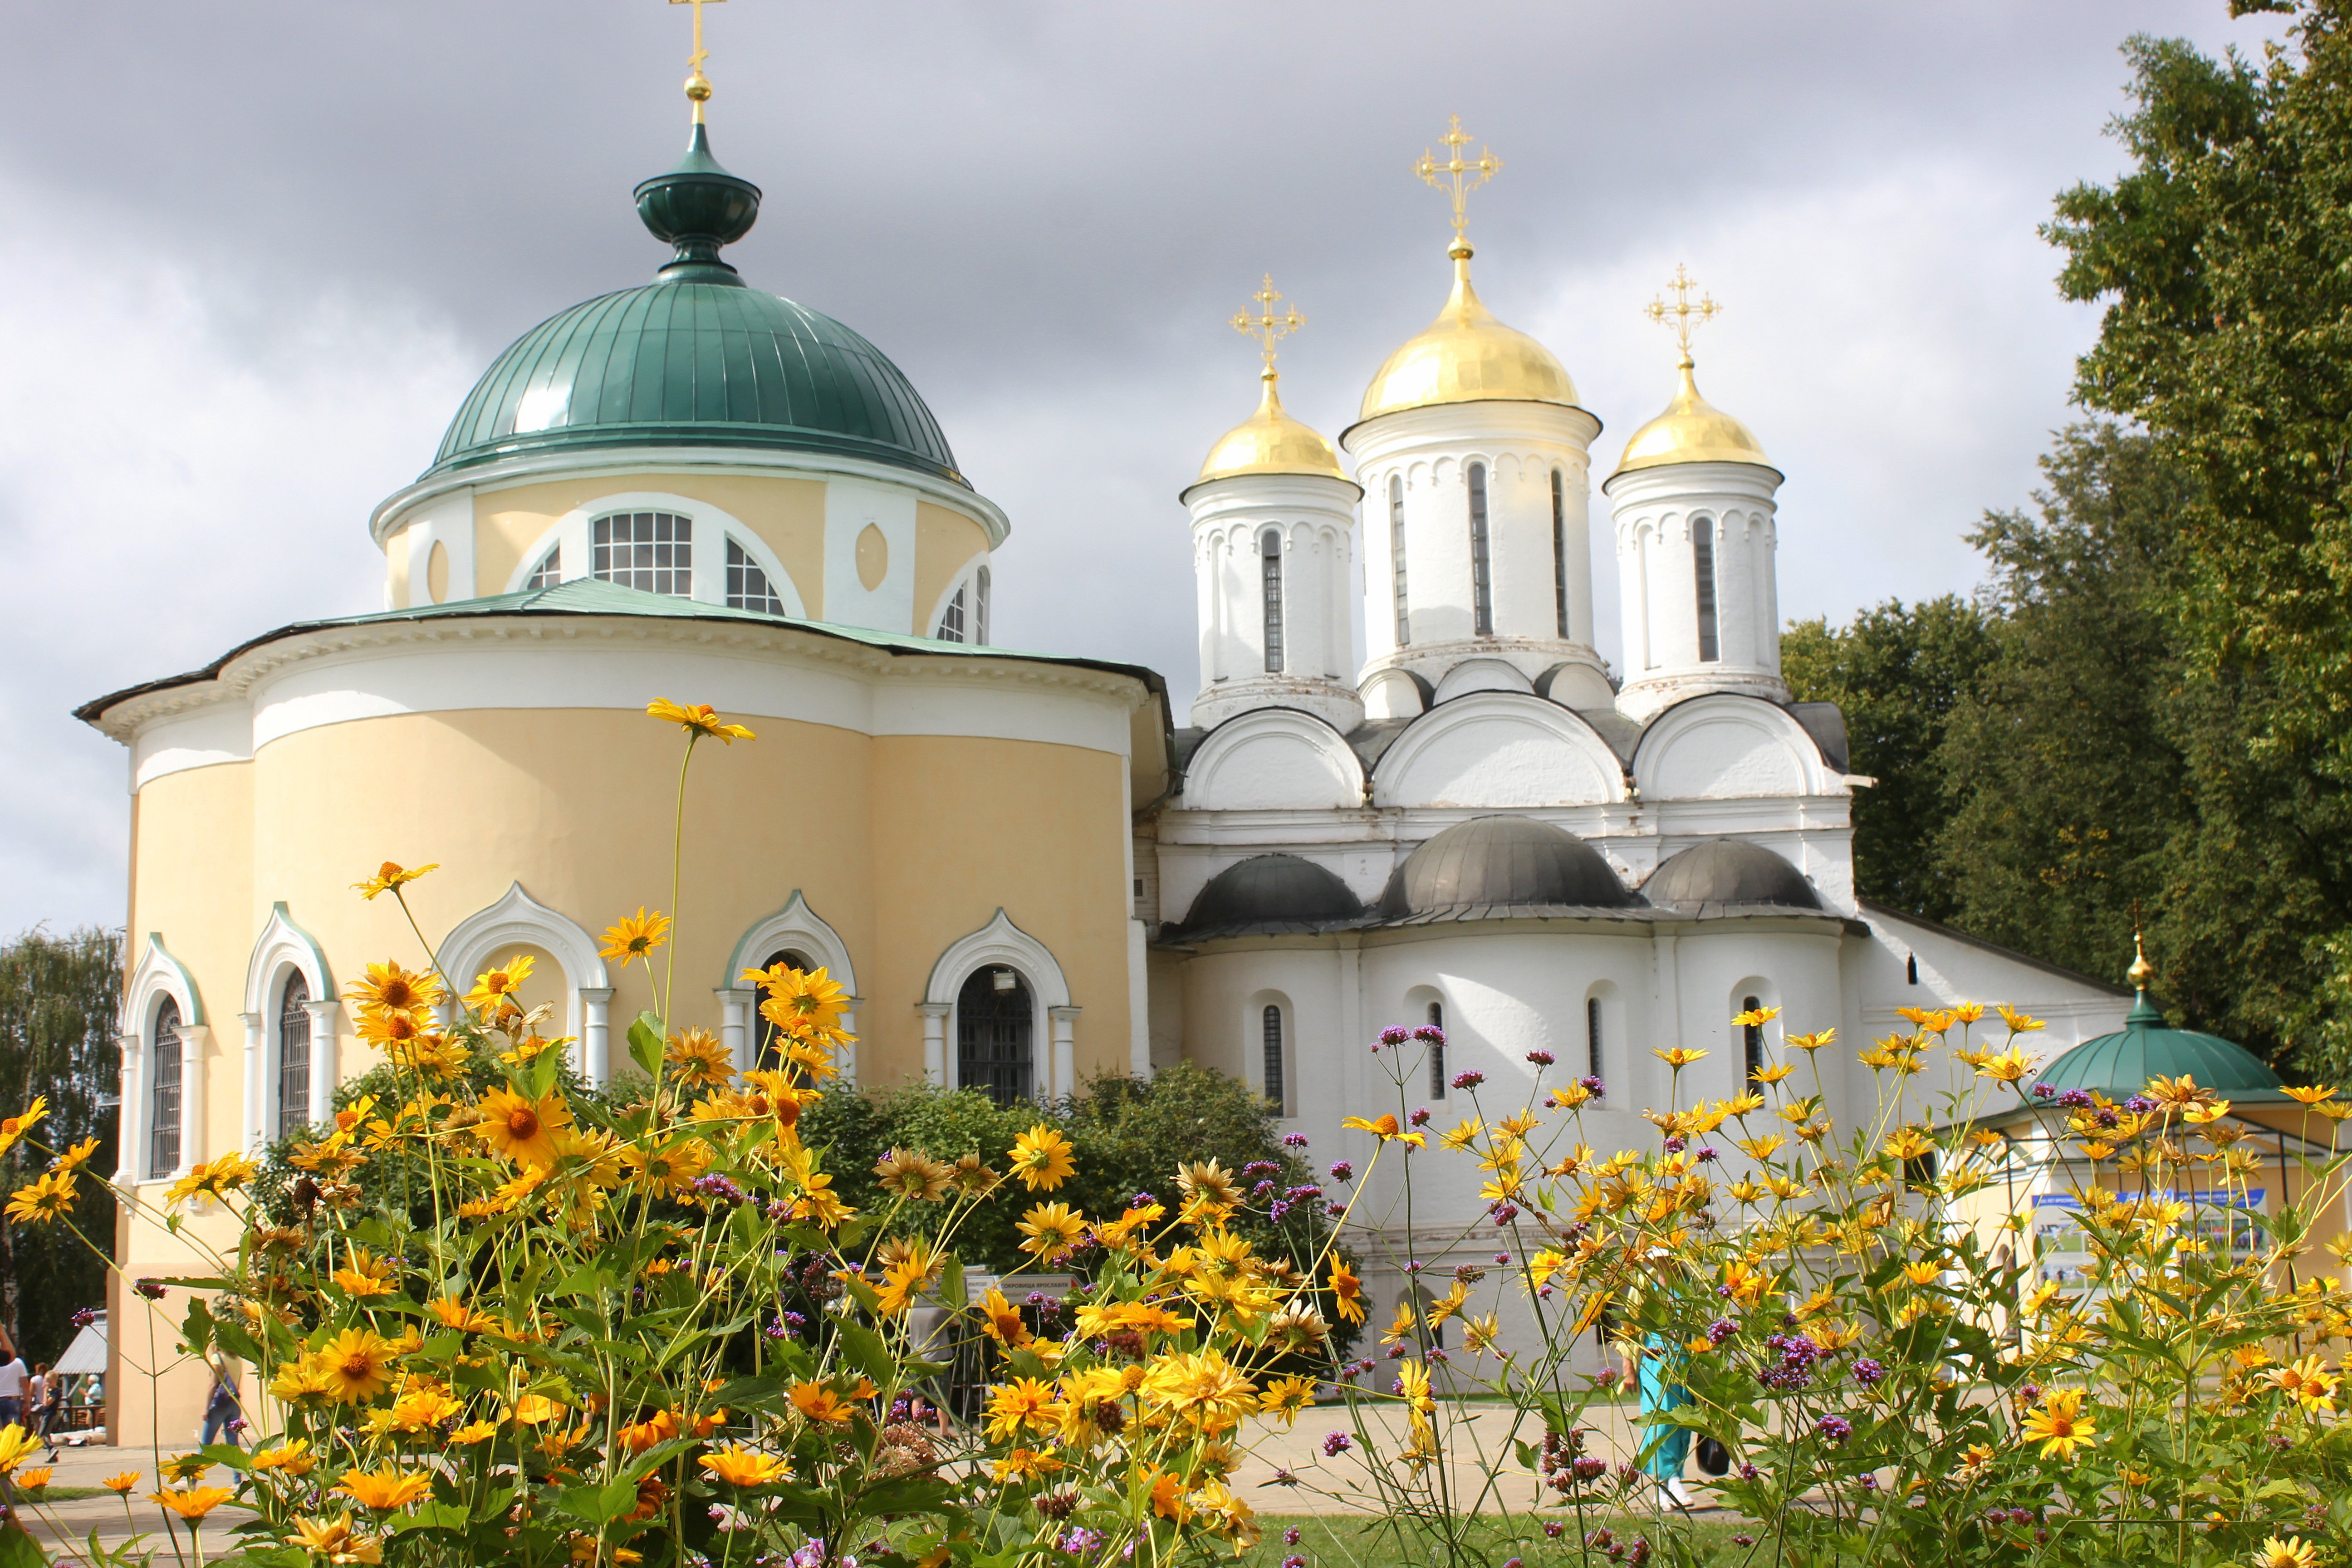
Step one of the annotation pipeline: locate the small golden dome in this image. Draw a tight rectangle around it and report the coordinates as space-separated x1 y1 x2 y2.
1194 372 1349 486
1357 249 1580 424
1610 355 1776 480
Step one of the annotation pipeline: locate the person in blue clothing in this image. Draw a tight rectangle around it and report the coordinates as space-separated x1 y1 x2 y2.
1635 1331 1695 1507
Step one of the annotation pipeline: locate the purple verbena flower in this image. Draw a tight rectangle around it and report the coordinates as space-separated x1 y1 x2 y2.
1451 1071 1485 1090
1284 1528 1301 1547
1413 1024 1447 1046
1527 1050 1555 1066
1322 1431 1352 1457
1815 1414 1852 1444
1706 1318 1740 1345
1852 1357 1885 1387
1579 1075 1604 1094
1409 1107 1431 1127
1327 1161 1353 1183
1284 1133 1310 1148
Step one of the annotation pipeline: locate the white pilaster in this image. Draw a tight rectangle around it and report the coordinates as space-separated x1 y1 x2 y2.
918 1004 950 1086
303 998 341 1127
1049 1006 1082 1100
238 1012 266 1152
115 1031 142 1186
177 1024 211 1178
580 987 615 1084
716 987 755 1074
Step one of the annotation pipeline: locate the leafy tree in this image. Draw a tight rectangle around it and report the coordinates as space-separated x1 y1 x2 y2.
1782 596 1995 920
0 926 121 1363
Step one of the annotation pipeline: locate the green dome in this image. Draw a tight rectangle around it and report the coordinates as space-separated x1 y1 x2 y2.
2036 991 2286 1102
423 126 963 488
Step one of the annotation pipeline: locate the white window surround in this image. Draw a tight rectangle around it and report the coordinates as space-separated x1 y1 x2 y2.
121 935 206 1188
499 491 808 617
239 903 338 1149
718 892 861 1081
922 557 992 647
435 882 616 1083
1729 975 1784 1096
1247 990 1293 1119
918 909 1077 1101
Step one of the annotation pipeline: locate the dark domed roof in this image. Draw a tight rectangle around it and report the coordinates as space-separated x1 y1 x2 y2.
1172 854 1364 939
1377 816 1634 919
423 126 962 488
2037 991 2287 1102
1642 838 1820 910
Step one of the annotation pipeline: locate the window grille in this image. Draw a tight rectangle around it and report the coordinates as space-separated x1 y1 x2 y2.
1695 527 1720 662
593 511 692 598
524 549 559 590
1389 476 1410 646
1262 1005 1286 1116
1427 1000 1447 1099
1260 531 1285 674
278 973 312 1138
726 539 784 614
151 998 182 1179
1587 995 1604 1088
957 968 1033 1107
975 566 992 647
1743 993 1765 1083
936 584 966 642
1552 468 1571 639
1469 463 1493 636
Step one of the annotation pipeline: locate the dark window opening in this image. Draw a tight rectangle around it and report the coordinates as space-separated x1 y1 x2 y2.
727 539 785 614
278 972 312 1138
151 997 183 1179
1262 1004 1286 1116
1468 463 1493 636
958 967 1034 1107
593 510 693 598
1586 995 1603 1088
753 949 817 1072
1906 953 1918 986
1742 993 1765 1083
1694 528 1720 662
1551 468 1570 639
1390 476 1410 646
1261 531 1285 674
1427 1000 1447 1099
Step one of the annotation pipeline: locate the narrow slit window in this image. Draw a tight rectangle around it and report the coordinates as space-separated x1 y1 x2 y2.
1427 1000 1447 1099
1260 530 1285 674
150 998 182 1179
1586 995 1603 1090
1262 1005 1286 1117
1551 469 1570 639
524 548 560 590
593 511 693 597
1742 993 1765 1084
936 584 967 642
1694 525 1720 662
1469 463 1493 636
278 973 312 1138
725 539 785 614
975 565 991 646
1389 475 1410 646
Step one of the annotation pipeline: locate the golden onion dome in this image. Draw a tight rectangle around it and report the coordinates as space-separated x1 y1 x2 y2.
1609 355 1776 480
1357 247 1580 423
1193 371 1349 487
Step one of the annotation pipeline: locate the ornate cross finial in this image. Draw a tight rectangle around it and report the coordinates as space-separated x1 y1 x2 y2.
1414 114 1502 254
1644 263 1721 363
2127 900 2154 988
669 0 728 123
1231 274 1305 376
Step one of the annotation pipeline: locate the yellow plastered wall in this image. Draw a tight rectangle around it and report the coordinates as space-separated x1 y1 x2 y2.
913 503 989 634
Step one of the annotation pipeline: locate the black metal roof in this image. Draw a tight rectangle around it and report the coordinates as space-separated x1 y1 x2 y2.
1377 815 1637 919
1169 853 1366 940
1643 838 1821 910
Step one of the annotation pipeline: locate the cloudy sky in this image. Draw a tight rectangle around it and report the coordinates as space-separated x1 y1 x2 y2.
0 1 2288 935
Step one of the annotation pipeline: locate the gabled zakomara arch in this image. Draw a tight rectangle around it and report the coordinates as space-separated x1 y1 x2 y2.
1372 691 1627 809
437 882 615 1083
919 909 1077 1102
1630 693 1840 802
722 891 861 1080
1181 707 1365 812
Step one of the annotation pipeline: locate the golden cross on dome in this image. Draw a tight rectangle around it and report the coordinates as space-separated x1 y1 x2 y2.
669 0 728 122
1645 263 1721 362
1231 274 1306 374
1415 114 1502 251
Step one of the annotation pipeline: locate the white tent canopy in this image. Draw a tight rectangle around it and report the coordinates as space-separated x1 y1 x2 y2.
52 1313 104 1377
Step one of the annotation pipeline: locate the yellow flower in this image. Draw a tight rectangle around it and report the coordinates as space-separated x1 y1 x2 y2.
2018 1387 2097 1461
1995 1004 2045 1034
424 1295 499 1333
1006 1124 1077 1191
51 1134 101 1173
313 1328 399 1405
1653 1047 1709 1068
1751 1063 1797 1085
511 1393 568 1426
1176 1158 1244 1212
874 1240 940 1316
476 1088 572 1170
16 1466 51 1491
1258 1374 1317 1426
5 1170 76 1225
2283 1085 2337 1106
789 1381 855 1426
1139 1349 1259 1433
450 1421 498 1444
1731 1005 1781 1028
1881 1127 1935 1161
991 1447 1064 1482
984 1378 1063 1442
647 698 755 743
2253 1537 2321 1568
1017 1201 1088 1263
330 1245 397 1298
1976 1046 2034 1084
151 1486 236 1521
699 1446 789 1487
1328 1258 1365 1323
351 862 437 901
0 1097 47 1156
1787 1029 1837 1052
874 1147 955 1201
664 1028 734 1088
104 1471 140 1494
1341 1113 1426 1147
598 910 671 969
344 961 443 1018
287 1512 385 1566
336 1468 431 1511
2264 1356 2339 1413
463 953 537 1014
253 1440 318 1476
623 1137 715 1198
748 964 850 1036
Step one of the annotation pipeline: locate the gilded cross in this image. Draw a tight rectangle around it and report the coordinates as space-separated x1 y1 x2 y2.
1644 263 1721 360
669 0 728 122
1231 274 1305 373
1415 114 1502 249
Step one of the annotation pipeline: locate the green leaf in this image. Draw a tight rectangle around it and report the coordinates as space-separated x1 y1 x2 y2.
390 1502 477 1535
0 1521 46 1568
550 1478 644 1527
834 1318 897 1385
628 1012 664 1079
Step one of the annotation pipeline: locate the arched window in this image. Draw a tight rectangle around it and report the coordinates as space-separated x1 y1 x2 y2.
1586 995 1603 1087
936 585 967 642
150 998 183 1179
1389 476 1410 646
593 511 692 597
1261 1004 1286 1117
1259 530 1285 674
277 973 312 1138
1468 463 1493 636
752 949 817 1071
975 565 992 647
957 967 1033 1107
1742 993 1764 1084
1551 468 1570 639
524 548 560 590
1426 999 1447 1100
1694 523 1720 662
726 539 785 614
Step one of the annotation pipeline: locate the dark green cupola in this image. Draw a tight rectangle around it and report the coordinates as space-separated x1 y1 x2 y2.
424 126 964 487
2035 940 2288 1104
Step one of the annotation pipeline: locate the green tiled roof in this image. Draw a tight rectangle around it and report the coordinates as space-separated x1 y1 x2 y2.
2037 990 2288 1102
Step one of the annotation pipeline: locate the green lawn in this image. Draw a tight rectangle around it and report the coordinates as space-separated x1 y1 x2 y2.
1239 1511 1755 1568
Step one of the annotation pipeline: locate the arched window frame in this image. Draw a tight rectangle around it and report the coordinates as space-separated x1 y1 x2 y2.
1468 462 1494 637
1693 514 1720 663
1248 992 1292 1117
524 548 559 590
925 561 994 648
935 583 968 642
276 972 313 1140
921 910 1076 1101
1259 528 1286 675
975 565 992 646
1551 467 1570 640
501 493 808 616
437 883 614 1083
242 903 334 1149
1729 978 1782 1093
125 935 205 1186
1389 475 1410 647
724 892 860 1080
726 538 788 614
